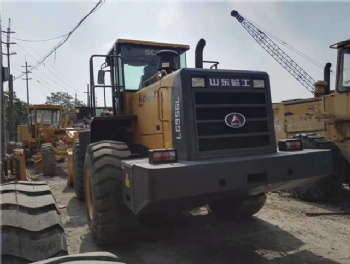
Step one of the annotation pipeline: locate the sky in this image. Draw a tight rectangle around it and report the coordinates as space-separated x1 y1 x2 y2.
0 0 349 106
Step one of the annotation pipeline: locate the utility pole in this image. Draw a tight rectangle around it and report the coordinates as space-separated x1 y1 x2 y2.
21 59 32 105
1 19 7 181
103 85 106 107
2 18 17 141
83 84 90 107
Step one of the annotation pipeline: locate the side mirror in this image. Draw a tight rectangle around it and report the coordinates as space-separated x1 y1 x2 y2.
97 70 105 84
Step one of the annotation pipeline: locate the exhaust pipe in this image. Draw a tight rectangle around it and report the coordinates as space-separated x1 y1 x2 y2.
324 62 332 95
195 39 206 68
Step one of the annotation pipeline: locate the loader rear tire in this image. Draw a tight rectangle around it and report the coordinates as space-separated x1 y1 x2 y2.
84 140 140 246
1 181 68 263
290 133 350 202
41 143 56 176
210 193 267 221
73 140 85 200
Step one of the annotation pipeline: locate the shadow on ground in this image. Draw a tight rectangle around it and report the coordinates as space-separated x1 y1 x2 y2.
277 186 350 214
64 196 87 229
77 213 341 264
55 161 69 180
53 161 346 264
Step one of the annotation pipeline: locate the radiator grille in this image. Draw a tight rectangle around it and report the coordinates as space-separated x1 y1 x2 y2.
193 90 271 152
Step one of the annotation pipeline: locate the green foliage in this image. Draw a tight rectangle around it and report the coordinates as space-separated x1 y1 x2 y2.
4 91 29 136
45 92 85 119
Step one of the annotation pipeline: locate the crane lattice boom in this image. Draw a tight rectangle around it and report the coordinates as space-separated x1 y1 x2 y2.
231 10 315 94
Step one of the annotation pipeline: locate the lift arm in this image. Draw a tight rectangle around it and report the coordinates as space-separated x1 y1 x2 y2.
231 10 315 94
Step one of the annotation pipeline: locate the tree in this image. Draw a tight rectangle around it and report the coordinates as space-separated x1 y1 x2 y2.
4 91 29 140
45 92 85 119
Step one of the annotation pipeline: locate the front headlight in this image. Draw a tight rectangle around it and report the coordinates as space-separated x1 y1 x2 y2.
192 77 206 87
253 79 265 88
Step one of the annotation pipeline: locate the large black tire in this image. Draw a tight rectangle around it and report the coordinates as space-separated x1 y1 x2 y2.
84 140 141 246
41 143 56 176
73 140 85 200
209 193 267 221
32 252 125 264
1 181 68 263
291 133 350 201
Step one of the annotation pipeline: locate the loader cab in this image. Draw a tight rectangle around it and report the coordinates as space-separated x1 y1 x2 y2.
110 39 189 91
92 39 190 117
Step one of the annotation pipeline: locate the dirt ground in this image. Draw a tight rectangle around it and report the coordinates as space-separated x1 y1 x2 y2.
32 161 350 264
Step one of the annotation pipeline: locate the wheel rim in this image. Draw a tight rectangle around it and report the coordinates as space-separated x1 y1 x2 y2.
86 169 93 220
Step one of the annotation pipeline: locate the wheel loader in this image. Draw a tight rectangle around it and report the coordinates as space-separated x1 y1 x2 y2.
69 37 333 246
273 39 350 201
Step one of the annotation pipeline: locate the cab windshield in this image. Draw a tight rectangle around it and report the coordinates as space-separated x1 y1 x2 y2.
338 48 350 92
33 109 61 126
115 45 187 91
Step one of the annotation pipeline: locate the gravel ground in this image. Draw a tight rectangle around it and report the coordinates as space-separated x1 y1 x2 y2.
32 161 350 264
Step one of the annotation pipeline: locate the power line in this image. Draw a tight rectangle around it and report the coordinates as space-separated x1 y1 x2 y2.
34 78 57 93
15 41 77 95
14 0 105 80
9 29 88 97
16 42 40 63
3 33 68 42
15 43 70 93
18 40 82 93
30 82 48 98
32 72 68 94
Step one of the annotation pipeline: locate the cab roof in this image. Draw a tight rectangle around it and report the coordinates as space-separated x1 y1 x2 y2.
29 104 67 110
107 38 190 55
330 39 350 49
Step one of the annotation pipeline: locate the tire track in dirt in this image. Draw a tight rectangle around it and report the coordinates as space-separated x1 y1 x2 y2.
32 162 350 264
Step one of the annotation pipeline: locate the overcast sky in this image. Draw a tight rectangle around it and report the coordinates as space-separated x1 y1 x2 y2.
1 0 349 106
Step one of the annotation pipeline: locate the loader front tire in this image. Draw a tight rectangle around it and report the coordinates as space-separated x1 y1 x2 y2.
84 140 140 246
290 133 349 201
73 140 85 200
210 193 267 221
41 143 56 176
